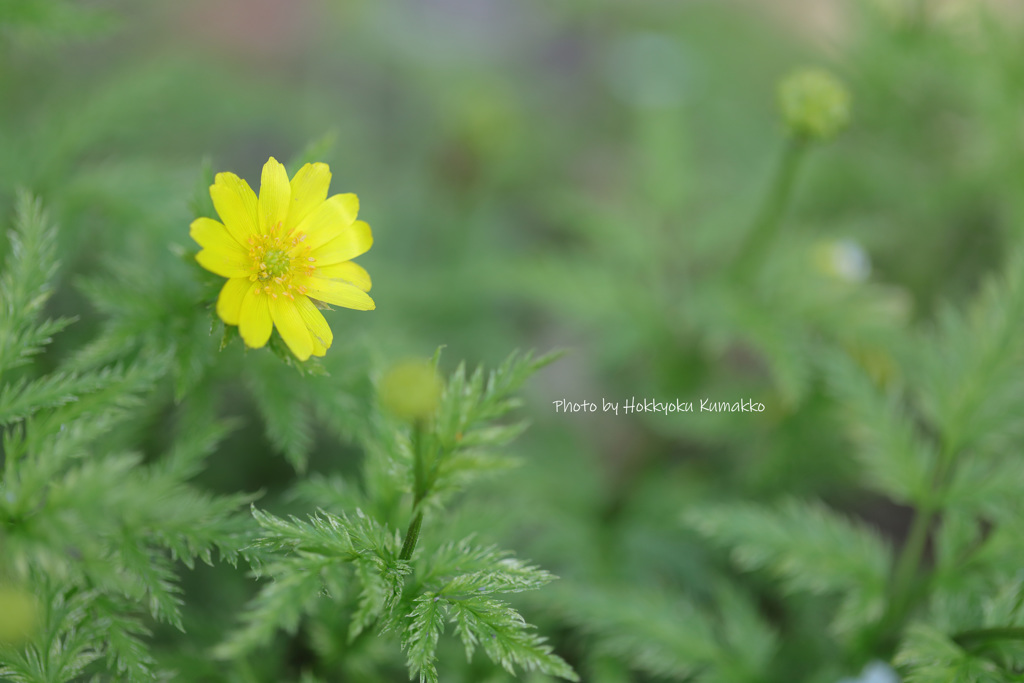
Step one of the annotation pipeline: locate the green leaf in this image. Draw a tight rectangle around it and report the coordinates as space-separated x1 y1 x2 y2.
917 250 1024 458
896 624 1003 683
226 506 408 656
245 359 315 473
286 132 338 175
0 370 124 427
823 349 934 505
348 559 389 643
424 538 557 596
445 595 578 681
215 556 339 659
188 157 216 220
545 583 720 680
403 593 446 683
686 499 890 632
434 350 562 454
0 191 63 376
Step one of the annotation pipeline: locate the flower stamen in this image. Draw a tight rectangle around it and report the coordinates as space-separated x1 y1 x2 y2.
246 229 316 295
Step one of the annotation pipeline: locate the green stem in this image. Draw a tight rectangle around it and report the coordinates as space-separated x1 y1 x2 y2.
399 420 428 562
871 449 957 651
732 135 808 282
885 502 935 621
411 419 427 504
399 511 423 562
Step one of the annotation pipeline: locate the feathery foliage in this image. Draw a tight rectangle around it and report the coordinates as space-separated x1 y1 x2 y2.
0 196 251 681
6 2 1024 682
0 192 74 379
673 249 1024 683
218 351 577 682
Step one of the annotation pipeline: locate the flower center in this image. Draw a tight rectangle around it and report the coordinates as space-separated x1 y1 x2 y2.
259 248 289 280
247 224 316 300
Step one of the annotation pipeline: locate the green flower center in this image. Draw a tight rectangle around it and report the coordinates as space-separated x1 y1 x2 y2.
259 248 289 281
246 226 315 300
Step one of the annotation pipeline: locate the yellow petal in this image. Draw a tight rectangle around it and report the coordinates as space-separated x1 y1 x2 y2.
216 278 253 326
294 194 359 252
295 295 333 349
258 157 291 234
210 172 259 244
315 261 371 292
310 221 372 266
190 217 245 252
303 277 375 311
239 287 272 348
310 332 327 357
196 247 250 278
285 163 331 234
270 296 313 361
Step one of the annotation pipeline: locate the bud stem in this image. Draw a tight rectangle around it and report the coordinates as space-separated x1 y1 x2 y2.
399 511 423 562
732 135 808 282
399 419 428 561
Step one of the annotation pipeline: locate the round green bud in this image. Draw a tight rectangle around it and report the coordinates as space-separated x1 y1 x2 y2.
0 585 40 646
778 68 851 141
379 360 443 421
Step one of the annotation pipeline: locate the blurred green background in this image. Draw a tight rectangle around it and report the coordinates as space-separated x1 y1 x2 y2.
3 0 1024 680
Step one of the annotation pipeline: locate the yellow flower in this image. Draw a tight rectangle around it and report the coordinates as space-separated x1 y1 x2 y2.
191 157 375 361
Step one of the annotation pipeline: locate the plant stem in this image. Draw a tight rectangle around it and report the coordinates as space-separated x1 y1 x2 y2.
885 502 935 621
411 419 427 504
399 420 428 562
399 511 423 562
732 134 808 282
872 448 957 651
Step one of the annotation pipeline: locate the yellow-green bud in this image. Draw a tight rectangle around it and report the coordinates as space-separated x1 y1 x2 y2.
379 360 443 421
0 585 40 646
778 68 851 141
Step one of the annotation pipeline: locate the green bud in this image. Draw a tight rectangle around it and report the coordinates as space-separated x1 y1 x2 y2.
0 585 40 646
778 68 851 141
379 360 443 421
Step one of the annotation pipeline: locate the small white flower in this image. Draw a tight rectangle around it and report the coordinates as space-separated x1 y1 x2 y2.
838 661 899 683
812 239 871 283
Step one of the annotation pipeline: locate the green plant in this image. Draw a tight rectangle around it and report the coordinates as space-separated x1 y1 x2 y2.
218 351 578 683
0 188 577 682
5 1 1024 681
0 192 251 681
